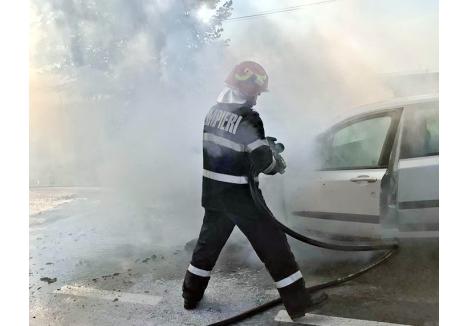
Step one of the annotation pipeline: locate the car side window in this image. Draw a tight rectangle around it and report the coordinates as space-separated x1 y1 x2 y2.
400 102 439 159
322 115 392 170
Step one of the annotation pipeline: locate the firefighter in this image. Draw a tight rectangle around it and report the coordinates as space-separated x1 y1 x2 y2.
182 61 325 319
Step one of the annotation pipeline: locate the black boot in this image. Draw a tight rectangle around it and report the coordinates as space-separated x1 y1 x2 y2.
290 292 328 320
278 278 312 319
182 270 210 310
184 299 200 310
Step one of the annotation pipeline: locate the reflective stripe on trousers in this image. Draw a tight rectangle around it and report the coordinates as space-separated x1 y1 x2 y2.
187 264 211 277
275 270 303 288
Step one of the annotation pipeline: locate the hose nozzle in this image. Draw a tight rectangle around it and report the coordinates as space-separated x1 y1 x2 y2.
266 136 284 154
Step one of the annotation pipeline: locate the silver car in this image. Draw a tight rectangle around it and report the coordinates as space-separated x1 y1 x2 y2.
284 94 439 240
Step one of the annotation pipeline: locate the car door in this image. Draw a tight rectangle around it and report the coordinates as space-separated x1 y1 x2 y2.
394 101 439 237
286 109 402 238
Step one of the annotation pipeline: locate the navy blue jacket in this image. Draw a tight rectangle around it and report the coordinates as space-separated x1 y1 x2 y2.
201 102 276 213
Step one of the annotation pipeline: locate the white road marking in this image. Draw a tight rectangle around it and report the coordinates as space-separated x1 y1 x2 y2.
54 285 162 306
274 310 413 326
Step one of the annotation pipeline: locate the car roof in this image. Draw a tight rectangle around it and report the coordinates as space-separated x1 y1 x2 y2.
348 93 438 113
320 94 438 134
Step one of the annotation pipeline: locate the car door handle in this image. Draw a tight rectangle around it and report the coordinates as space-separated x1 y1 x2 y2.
350 175 377 183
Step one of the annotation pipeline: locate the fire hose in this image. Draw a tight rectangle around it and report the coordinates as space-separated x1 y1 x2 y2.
208 138 399 326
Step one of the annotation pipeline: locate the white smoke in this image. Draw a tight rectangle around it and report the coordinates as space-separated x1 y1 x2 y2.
29 0 438 247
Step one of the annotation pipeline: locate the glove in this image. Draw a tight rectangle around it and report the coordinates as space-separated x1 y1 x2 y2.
273 152 287 174
266 136 286 174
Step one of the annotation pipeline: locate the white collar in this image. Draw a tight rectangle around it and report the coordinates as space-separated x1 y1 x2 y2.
216 87 247 104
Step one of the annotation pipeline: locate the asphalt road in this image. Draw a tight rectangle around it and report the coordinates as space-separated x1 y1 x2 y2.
29 187 438 325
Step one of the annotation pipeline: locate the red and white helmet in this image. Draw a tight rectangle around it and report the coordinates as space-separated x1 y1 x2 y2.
225 61 269 98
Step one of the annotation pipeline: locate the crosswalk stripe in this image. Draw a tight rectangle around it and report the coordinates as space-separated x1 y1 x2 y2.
274 310 413 326
54 285 162 306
